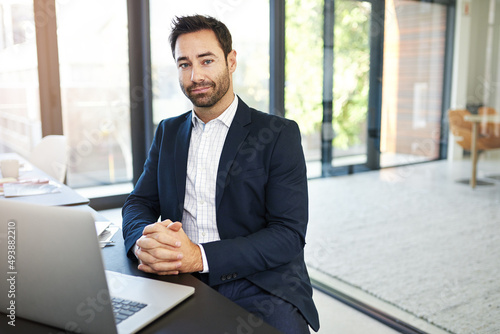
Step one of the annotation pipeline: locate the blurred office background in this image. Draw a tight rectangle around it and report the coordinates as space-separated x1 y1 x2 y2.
2 0 474 202
1 1 499 333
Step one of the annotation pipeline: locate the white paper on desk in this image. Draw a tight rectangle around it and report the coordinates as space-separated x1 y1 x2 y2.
3 182 61 197
95 220 111 236
99 224 120 248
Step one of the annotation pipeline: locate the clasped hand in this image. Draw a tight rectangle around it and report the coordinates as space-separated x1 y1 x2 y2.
135 220 202 275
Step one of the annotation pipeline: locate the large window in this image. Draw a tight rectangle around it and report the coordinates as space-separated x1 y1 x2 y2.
150 0 269 125
286 0 451 176
56 0 132 188
285 0 323 170
0 0 454 208
0 0 41 156
332 1 371 167
286 0 373 177
0 0 132 190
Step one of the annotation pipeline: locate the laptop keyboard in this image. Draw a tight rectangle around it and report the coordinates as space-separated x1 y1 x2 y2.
112 297 148 324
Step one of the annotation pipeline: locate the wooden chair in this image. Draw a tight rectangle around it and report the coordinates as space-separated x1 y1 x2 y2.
478 106 500 138
449 108 500 186
448 108 500 151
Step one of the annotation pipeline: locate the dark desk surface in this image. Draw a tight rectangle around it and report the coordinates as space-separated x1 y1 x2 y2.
0 153 89 206
102 232 282 334
3 181 89 206
0 232 282 334
0 153 280 333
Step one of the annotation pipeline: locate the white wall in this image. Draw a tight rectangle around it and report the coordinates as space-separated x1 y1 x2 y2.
449 0 471 159
448 0 500 160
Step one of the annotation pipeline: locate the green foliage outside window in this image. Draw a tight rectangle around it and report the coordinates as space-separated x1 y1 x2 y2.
285 0 371 150
285 0 324 134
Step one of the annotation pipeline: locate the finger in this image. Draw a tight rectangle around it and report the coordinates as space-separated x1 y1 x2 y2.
166 221 182 232
137 263 179 276
138 260 182 273
135 247 158 265
152 232 182 247
145 247 184 262
143 222 169 235
138 231 181 248
158 220 183 232
143 221 181 235
157 219 173 227
136 235 164 249
137 246 183 266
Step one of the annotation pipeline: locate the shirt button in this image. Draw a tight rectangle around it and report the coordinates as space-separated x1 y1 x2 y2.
202 232 206 237
200 200 205 205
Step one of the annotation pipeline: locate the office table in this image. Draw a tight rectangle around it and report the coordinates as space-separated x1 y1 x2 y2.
0 153 282 333
0 216 281 333
463 114 500 188
100 232 282 334
0 152 89 206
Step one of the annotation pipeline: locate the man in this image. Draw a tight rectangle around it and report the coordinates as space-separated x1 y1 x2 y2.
122 15 319 333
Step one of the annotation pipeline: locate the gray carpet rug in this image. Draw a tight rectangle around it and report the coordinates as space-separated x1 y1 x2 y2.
305 160 500 334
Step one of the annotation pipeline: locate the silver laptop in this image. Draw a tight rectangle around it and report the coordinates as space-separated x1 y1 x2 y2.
0 200 194 334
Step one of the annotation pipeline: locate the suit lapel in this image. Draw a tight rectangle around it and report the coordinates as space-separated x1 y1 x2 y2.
216 99 251 209
174 113 192 211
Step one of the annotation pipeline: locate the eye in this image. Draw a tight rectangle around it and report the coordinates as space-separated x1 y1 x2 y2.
179 63 190 69
203 59 214 65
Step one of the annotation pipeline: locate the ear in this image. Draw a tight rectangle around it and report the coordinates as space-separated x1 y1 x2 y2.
227 50 237 74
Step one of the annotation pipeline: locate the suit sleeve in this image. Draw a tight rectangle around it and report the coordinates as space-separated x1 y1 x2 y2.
121 122 164 258
202 120 308 285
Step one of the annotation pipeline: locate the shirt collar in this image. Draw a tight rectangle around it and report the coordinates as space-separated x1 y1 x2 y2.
191 94 238 129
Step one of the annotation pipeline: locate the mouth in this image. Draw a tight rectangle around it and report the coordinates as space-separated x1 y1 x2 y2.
189 85 213 94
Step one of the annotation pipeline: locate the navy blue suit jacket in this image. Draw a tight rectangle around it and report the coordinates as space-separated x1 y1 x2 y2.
122 98 319 331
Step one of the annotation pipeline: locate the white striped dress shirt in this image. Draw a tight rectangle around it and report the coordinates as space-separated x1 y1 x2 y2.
182 95 238 272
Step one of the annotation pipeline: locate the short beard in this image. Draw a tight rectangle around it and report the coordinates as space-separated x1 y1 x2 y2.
181 67 231 108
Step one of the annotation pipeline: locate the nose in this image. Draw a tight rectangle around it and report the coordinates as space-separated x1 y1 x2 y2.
190 64 204 83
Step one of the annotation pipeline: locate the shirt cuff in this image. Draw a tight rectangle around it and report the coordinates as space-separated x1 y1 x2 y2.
198 244 209 273
133 243 140 260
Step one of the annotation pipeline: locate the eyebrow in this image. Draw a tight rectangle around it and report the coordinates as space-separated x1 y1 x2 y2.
176 51 217 63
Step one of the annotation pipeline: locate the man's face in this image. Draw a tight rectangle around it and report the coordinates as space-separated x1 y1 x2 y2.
174 29 236 109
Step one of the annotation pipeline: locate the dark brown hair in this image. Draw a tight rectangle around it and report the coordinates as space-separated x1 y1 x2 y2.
169 15 233 59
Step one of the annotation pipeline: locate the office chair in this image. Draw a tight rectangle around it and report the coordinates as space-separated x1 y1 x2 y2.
29 135 68 183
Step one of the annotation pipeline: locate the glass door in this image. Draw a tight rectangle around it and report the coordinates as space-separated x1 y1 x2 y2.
379 0 447 167
285 0 373 177
331 0 372 168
